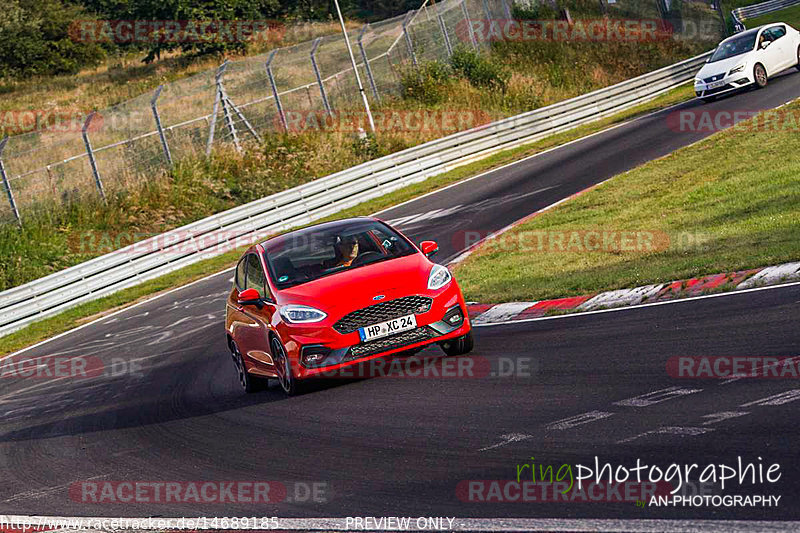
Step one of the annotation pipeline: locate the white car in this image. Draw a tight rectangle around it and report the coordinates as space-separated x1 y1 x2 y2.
694 23 800 102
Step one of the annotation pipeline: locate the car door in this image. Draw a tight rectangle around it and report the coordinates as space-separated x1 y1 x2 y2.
768 25 792 71
234 252 279 376
761 26 786 74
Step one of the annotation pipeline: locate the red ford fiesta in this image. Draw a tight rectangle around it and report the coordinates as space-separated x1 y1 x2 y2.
224 217 473 395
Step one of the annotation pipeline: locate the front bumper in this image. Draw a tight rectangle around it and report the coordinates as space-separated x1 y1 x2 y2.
281 286 471 380
694 71 753 99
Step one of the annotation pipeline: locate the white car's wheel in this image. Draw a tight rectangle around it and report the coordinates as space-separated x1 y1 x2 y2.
754 63 768 88
796 46 800 71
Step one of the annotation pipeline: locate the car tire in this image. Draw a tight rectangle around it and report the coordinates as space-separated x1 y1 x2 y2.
231 341 264 393
796 46 800 71
440 331 474 357
272 336 304 396
754 63 768 89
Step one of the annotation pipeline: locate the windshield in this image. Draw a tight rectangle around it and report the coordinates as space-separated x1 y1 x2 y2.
709 32 757 62
264 220 416 289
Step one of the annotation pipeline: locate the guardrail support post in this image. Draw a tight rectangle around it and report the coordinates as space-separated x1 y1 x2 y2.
357 25 380 102
311 38 333 117
461 0 479 50
82 112 106 203
151 85 173 166
0 137 21 226
436 4 453 58
206 61 227 155
266 50 288 133
403 11 418 68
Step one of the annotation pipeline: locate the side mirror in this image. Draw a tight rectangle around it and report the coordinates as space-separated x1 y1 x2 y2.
420 240 439 257
760 40 771 49
237 288 262 306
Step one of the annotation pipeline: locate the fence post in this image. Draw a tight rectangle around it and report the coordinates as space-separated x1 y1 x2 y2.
311 38 333 117
357 25 380 102
0 137 21 226
217 81 241 152
206 61 227 156
82 112 106 203
403 11 419 68
502 0 513 19
461 0 479 50
266 50 288 133
151 85 172 166
437 3 453 58
481 0 492 20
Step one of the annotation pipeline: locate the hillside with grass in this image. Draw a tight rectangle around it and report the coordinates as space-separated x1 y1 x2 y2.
0 1 722 292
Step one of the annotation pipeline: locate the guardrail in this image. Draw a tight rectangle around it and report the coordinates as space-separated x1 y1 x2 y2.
0 51 712 338
731 0 800 32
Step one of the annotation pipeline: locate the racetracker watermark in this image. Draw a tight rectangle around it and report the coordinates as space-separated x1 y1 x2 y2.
456 19 673 43
456 480 671 502
316 355 538 379
667 356 800 379
67 229 278 256
0 110 99 135
667 108 800 133
69 20 285 44
0 355 141 380
69 481 328 504
278 109 495 135
454 229 711 254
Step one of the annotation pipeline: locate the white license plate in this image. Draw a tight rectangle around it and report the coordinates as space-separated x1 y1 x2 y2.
708 81 725 89
359 314 417 342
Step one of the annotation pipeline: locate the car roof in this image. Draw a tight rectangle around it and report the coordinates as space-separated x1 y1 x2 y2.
259 216 378 247
725 23 789 42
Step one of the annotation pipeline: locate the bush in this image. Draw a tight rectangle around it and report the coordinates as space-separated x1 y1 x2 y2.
400 60 453 104
450 47 511 91
0 0 105 78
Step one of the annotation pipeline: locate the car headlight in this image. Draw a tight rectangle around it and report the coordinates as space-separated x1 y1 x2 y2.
280 305 327 323
728 64 745 75
427 264 452 291
694 78 703 84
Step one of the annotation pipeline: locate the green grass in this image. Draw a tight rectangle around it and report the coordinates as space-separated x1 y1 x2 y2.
746 4 800 29
0 84 695 357
454 102 800 303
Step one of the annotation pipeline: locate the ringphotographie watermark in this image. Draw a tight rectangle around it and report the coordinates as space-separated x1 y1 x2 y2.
69 20 285 45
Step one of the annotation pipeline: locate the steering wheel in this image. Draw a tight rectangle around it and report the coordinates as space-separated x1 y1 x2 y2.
352 251 382 266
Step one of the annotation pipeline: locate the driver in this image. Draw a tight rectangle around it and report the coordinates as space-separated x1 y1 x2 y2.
324 234 359 269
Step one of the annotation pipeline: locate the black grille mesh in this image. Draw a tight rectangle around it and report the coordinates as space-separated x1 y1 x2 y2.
347 327 436 360
703 73 724 83
333 296 433 334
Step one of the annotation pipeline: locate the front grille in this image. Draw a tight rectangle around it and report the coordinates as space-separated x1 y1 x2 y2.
347 327 436 360
703 73 725 83
333 295 433 334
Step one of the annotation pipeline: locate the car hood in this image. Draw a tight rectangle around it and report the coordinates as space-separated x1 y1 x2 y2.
697 53 752 79
277 253 434 317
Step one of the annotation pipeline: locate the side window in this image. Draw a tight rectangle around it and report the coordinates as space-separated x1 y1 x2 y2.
244 253 270 298
771 26 786 40
235 257 247 290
